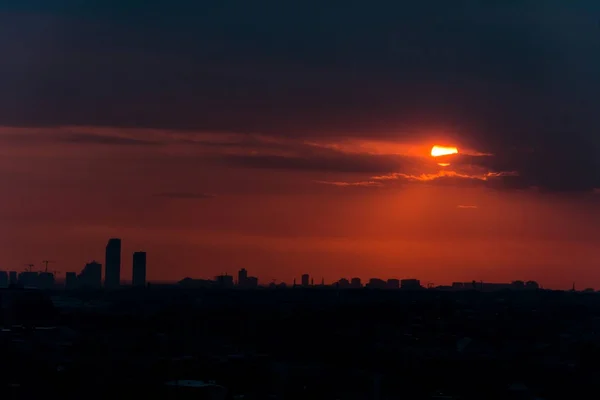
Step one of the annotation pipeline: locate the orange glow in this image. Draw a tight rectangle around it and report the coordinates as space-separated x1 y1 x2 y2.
431 145 458 157
438 163 451 167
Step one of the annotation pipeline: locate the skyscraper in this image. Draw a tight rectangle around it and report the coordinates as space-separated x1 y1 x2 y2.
105 238 121 289
238 268 248 287
132 251 147 287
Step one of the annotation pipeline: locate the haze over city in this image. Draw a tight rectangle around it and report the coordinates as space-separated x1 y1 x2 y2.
1 1 599 289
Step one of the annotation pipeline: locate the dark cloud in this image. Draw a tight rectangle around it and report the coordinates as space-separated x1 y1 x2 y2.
0 131 162 146
59 132 162 146
221 153 406 174
0 1 599 192
153 192 216 200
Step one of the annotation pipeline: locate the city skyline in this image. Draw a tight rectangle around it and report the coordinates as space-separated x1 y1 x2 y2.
0 2 599 289
0 237 551 290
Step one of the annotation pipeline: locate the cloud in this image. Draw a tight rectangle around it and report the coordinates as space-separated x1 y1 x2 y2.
153 192 216 199
1 124 595 193
0 128 163 147
220 153 406 174
315 181 383 187
0 2 599 192
59 132 162 146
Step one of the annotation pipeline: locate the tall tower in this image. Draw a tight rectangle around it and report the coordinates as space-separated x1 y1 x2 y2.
105 238 121 289
132 251 147 287
238 268 248 287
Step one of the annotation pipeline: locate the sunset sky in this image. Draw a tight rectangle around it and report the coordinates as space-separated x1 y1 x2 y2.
1 1 599 288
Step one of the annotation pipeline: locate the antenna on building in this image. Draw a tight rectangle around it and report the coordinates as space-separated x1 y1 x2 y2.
42 260 55 272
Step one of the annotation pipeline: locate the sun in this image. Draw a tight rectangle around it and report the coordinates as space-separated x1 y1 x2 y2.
431 145 458 157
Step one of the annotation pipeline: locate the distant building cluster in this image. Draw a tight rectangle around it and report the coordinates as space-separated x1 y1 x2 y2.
445 280 541 292
0 240 548 293
179 268 260 289
0 238 147 291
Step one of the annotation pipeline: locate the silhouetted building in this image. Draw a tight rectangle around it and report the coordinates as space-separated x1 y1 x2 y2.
367 278 386 289
401 279 422 290
301 274 310 287
350 277 362 288
525 280 540 290
512 280 525 290
132 251 147 287
79 261 102 289
453 281 514 291
337 278 350 288
8 271 17 286
178 277 214 288
480 282 511 291
105 238 121 289
246 276 258 288
215 274 234 288
386 279 400 289
0 271 7 288
65 272 77 290
37 272 55 289
18 271 39 288
238 268 248 286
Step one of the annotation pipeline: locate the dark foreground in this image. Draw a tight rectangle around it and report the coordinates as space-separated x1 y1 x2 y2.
1 287 599 399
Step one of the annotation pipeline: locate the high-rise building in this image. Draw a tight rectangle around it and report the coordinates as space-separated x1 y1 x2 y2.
238 268 248 287
132 251 147 287
65 272 78 290
105 238 121 289
79 261 102 289
0 271 8 288
8 271 17 286
301 274 310 287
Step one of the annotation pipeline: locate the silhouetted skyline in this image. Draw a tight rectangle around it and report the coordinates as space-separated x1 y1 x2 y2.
0 2 599 289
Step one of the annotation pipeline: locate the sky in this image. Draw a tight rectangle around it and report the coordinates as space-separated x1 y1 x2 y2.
0 1 599 288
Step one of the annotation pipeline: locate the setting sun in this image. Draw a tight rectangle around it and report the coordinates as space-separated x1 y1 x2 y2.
431 145 458 157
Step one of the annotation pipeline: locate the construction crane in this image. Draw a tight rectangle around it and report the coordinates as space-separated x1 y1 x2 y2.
42 260 55 272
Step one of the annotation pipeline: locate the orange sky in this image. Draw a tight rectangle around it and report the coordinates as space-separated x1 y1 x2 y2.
0 126 598 289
